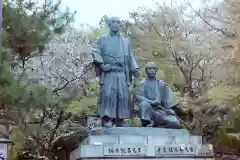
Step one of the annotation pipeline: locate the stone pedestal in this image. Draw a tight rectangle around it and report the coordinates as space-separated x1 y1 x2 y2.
70 127 214 160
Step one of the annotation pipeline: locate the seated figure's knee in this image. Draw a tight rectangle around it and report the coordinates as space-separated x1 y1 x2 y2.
138 101 152 121
139 101 151 109
165 109 176 115
164 116 180 128
167 121 181 129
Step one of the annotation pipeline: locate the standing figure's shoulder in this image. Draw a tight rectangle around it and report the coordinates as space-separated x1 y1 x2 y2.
96 35 108 43
139 79 147 85
140 79 146 84
158 79 165 84
123 36 131 43
92 35 108 50
120 35 131 43
121 35 128 40
158 80 167 87
99 34 108 39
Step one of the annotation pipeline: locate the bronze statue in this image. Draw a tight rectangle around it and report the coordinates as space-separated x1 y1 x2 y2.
134 61 182 128
91 17 140 127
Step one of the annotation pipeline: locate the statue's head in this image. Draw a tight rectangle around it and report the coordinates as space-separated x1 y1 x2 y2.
145 61 157 78
107 17 121 33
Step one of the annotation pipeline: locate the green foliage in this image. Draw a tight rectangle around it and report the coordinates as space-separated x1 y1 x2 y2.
93 27 109 38
3 0 76 59
0 3 77 158
0 62 13 86
66 97 97 116
210 130 240 153
208 85 240 105
66 83 99 116
124 117 141 127
232 110 240 132
201 109 240 153
0 47 15 85
8 131 25 160
24 84 60 109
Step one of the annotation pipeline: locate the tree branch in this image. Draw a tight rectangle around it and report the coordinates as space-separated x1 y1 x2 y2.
184 0 236 38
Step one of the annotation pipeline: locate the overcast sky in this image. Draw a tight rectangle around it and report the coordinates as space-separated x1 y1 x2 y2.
60 0 220 28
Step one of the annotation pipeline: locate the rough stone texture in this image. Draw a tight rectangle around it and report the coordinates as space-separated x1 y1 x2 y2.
70 127 214 160
83 135 202 146
119 135 148 145
89 127 190 136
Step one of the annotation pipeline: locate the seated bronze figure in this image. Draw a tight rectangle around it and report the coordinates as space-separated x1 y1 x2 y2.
134 61 185 128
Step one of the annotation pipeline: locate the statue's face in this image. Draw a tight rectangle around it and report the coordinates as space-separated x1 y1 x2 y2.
108 17 121 32
146 67 157 78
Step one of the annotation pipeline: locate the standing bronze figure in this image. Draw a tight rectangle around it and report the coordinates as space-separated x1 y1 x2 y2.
91 17 140 127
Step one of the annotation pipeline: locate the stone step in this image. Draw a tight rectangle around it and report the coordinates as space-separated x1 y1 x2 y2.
83 135 202 145
89 127 190 137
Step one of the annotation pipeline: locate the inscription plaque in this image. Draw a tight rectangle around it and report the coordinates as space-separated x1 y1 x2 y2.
104 145 146 156
155 145 196 155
